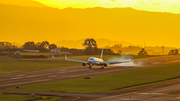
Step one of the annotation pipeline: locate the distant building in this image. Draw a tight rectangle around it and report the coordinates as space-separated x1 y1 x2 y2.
50 49 60 53
50 49 71 55
23 50 40 53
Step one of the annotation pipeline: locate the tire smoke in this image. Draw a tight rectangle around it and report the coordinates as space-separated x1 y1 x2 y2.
108 55 143 66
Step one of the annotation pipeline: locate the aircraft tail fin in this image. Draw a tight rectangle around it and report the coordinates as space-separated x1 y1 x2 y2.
65 55 67 60
100 49 103 59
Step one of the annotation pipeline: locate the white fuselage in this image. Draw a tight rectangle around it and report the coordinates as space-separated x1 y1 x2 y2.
88 57 104 64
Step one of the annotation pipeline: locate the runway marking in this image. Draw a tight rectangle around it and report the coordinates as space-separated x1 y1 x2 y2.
27 73 52 78
138 93 149 95
48 75 57 77
120 98 142 100
150 93 168 95
152 62 161 64
16 75 25 77
27 75 39 78
0 79 51 87
57 69 88 74
11 77 22 80
138 93 168 95
59 69 66 71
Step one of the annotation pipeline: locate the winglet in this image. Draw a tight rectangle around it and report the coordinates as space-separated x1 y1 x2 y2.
100 49 103 59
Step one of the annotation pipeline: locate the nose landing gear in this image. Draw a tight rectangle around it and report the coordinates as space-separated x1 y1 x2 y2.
89 63 92 69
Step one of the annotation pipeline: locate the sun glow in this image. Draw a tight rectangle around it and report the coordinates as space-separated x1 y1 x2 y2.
34 0 180 14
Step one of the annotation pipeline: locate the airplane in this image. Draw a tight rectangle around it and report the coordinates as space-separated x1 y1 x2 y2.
65 49 131 69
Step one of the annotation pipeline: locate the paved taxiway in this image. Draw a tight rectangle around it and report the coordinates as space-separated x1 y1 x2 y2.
1 55 180 100
91 82 180 101
1 55 180 88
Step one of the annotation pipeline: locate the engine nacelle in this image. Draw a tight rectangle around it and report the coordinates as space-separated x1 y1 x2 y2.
82 63 86 66
104 63 109 67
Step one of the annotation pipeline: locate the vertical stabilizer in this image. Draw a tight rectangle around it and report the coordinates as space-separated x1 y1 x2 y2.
100 49 103 59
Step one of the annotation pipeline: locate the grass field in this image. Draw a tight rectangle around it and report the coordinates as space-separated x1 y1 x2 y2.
0 54 159 74
9 63 180 93
0 94 61 101
0 59 79 74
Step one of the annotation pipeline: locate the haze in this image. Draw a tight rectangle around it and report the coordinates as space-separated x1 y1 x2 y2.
34 0 180 14
0 0 180 48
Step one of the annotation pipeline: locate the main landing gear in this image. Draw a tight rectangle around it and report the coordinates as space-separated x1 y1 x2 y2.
101 66 104 69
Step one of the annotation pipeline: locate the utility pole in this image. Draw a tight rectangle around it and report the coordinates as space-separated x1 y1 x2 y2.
144 43 146 48
162 46 164 55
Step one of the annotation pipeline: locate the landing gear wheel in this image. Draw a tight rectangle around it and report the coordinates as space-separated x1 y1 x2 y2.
89 65 92 69
101 66 104 69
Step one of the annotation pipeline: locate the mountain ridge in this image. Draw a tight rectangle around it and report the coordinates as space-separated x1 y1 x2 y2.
56 38 133 49
0 0 47 8
1 4 180 47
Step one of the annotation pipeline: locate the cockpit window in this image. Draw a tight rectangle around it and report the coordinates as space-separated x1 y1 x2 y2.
89 58 94 60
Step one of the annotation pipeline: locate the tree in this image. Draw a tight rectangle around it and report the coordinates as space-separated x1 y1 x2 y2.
36 42 42 49
168 49 179 55
36 41 50 52
41 41 49 49
82 38 97 48
83 38 98 55
23 41 37 50
49 44 57 50
84 47 94 55
117 50 122 55
138 48 148 55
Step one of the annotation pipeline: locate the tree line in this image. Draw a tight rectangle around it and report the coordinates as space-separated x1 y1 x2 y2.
0 38 179 55
23 41 57 52
0 39 115 55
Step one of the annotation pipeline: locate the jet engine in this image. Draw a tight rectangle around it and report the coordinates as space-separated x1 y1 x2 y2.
104 63 108 67
82 63 86 66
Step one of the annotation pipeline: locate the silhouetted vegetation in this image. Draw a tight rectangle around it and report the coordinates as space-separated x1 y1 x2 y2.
49 44 57 50
82 38 115 55
138 48 148 56
0 42 20 52
23 41 37 50
105 44 177 55
1 40 179 56
23 41 55 52
168 49 179 55
83 38 98 55
36 41 49 52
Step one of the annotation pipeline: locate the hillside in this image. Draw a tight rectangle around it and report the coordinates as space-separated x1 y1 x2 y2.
1 4 180 47
0 0 47 7
56 38 133 49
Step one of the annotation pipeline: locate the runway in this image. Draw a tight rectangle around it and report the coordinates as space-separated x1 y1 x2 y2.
1 55 180 100
0 65 141 88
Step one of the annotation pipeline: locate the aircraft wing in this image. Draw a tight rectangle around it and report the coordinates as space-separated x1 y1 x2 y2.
94 60 131 65
65 55 86 63
107 60 131 65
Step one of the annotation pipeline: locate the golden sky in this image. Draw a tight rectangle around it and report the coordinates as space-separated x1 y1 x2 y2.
34 0 180 14
1 0 180 48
